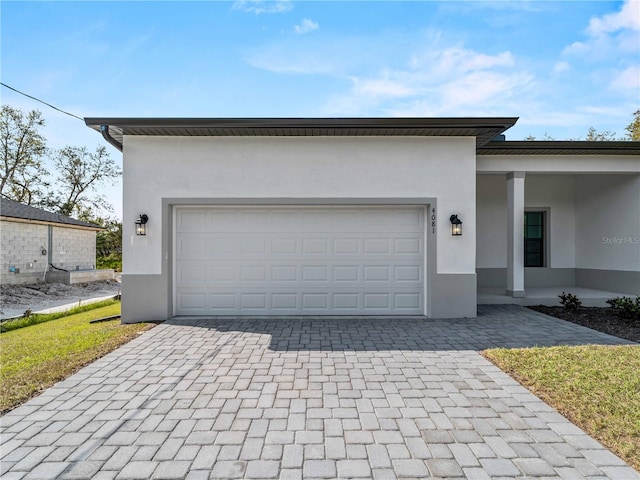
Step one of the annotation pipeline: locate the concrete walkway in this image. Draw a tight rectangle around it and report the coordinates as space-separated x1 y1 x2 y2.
1 305 638 479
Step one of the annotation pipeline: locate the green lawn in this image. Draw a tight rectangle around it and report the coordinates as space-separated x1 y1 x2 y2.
483 345 640 471
0 302 153 414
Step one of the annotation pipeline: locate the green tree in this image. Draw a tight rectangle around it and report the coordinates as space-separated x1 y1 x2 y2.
584 127 618 141
94 217 123 271
625 108 640 140
45 145 121 218
0 106 49 204
524 133 555 141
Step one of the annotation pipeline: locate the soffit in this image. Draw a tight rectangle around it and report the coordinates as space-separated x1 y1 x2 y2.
478 140 640 156
85 117 519 150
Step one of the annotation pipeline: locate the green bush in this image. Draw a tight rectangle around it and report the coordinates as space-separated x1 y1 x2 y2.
606 296 640 324
559 291 582 311
97 253 122 272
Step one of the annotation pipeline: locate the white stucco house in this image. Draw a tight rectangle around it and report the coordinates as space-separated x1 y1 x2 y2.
85 117 640 323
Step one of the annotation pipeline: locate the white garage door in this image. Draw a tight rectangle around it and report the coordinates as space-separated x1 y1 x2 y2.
174 206 425 316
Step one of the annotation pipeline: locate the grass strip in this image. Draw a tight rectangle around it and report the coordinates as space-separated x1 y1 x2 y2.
0 302 152 413
483 345 640 471
0 298 119 333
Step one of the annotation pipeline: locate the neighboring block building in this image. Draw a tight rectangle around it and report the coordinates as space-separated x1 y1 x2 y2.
84 117 640 322
0 198 106 285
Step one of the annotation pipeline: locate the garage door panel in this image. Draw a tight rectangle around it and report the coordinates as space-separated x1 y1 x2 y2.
175 206 425 315
272 293 297 309
210 294 236 309
395 265 422 282
174 290 425 315
395 293 421 309
302 238 329 254
363 293 390 309
177 263 206 283
177 211 207 231
272 266 298 282
395 238 422 254
333 265 359 282
241 294 267 309
241 238 267 255
364 238 390 254
271 238 298 255
302 266 329 282
363 266 390 281
333 238 359 254
181 262 423 286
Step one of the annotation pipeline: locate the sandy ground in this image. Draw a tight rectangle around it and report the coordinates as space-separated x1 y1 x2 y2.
0 280 121 320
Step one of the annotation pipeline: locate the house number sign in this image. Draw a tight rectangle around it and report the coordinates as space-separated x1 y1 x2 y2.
431 208 436 234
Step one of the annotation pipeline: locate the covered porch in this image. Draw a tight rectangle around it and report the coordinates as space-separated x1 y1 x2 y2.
475 141 640 306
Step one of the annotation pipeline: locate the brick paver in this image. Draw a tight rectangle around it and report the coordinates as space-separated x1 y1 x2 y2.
1 305 638 479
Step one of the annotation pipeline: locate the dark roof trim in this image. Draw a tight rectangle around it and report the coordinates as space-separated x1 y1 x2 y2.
86 118 640 155
101 125 123 152
85 117 519 129
85 117 519 148
478 140 640 156
0 197 102 229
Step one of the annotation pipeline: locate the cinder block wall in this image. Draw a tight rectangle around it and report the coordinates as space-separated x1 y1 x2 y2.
51 226 96 271
0 221 49 285
1 220 96 285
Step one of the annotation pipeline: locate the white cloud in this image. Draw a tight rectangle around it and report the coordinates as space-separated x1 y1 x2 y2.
247 46 336 75
552 61 570 74
245 34 382 75
560 0 639 101
587 0 640 36
232 1 293 15
564 0 640 57
611 65 640 90
294 18 319 35
324 46 533 117
349 76 414 98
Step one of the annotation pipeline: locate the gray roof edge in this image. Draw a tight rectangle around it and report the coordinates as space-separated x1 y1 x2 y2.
478 140 640 154
0 198 102 229
85 117 520 130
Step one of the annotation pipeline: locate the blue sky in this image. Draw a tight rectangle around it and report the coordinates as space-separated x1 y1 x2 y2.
2 1 639 218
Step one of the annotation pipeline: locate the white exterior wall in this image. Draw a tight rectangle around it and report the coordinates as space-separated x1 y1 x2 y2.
575 174 640 272
477 155 640 174
476 175 507 268
123 136 477 277
525 175 575 268
477 174 576 268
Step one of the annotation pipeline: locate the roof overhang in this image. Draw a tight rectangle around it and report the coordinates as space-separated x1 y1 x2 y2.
85 117 520 152
478 140 640 156
0 215 103 231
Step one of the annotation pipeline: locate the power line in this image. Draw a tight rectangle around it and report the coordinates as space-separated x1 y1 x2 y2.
1 82 84 121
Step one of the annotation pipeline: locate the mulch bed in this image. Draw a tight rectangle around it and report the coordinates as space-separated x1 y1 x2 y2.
528 306 640 343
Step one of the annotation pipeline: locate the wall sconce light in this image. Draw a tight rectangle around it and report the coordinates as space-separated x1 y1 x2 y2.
135 214 149 236
450 214 462 236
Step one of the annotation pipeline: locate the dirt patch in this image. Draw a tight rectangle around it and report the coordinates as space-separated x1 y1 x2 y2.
528 305 640 343
0 281 121 317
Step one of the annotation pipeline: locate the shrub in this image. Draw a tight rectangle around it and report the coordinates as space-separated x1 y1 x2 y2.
606 296 640 324
559 292 582 311
97 252 122 272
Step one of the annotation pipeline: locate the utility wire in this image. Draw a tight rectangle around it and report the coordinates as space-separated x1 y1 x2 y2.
1 82 84 121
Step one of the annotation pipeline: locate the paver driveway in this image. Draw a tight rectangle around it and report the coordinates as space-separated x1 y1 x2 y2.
1 305 638 480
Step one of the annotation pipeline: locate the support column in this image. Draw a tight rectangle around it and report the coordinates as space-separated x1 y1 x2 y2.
507 172 526 297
